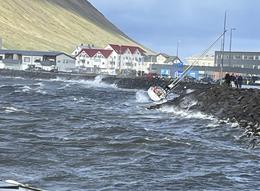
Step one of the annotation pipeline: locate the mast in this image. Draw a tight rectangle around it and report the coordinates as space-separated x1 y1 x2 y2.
220 11 227 84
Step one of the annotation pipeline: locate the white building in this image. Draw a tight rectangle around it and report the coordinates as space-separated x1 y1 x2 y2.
105 44 146 76
185 53 215 67
73 44 146 76
75 48 116 74
156 53 171 64
0 50 76 72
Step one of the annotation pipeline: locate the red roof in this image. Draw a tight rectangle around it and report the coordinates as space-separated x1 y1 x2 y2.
109 44 146 55
78 49 113 58
109 44 121 54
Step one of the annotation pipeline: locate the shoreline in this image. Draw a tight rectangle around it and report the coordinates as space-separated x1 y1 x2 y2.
149 83 260 147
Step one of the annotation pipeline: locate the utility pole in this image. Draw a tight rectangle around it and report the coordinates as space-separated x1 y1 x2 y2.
220 11 227 84
229 28 236 67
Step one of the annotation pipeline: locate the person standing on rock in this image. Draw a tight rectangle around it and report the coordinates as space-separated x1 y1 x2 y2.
238 75 243 89
230 73 236 87
235 75 239 88
224 73 231 87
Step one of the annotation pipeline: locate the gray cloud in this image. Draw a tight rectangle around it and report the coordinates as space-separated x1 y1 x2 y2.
88 0 260 58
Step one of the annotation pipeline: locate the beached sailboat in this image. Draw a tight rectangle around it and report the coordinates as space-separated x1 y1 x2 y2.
147 31 227 102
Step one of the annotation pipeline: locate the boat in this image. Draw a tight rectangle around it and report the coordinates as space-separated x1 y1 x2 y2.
1 180 43 191
147 86 167 102
147 31 227 102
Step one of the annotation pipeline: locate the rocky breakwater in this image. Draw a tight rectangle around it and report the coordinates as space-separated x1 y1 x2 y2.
103 76 171 90
149 83 260 147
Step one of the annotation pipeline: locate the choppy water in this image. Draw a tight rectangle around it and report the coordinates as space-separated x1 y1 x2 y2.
0 76 259 191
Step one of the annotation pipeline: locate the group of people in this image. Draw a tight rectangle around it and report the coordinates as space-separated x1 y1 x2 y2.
224 73 243 88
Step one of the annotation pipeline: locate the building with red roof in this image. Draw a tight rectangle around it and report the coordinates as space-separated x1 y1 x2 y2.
105 44 146 76
73 43 147 75
75 48 116 74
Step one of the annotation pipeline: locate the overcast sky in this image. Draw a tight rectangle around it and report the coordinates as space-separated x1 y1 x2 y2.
88 0 260 58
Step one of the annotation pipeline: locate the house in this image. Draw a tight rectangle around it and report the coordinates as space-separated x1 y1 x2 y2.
148 53 183 77
156 53 171 64
0 49 76 72
75 48 115 74
105 44 146 76
143 54 157 73
72 43 146 76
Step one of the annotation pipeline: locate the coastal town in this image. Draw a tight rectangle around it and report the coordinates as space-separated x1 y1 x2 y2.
0 37 259 85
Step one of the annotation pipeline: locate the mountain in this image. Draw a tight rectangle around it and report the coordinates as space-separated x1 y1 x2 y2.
0 0 143 53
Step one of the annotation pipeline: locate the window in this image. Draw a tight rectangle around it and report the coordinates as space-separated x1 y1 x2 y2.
34 57 41 62
248 56 254 60
234 55 241 60
0 56 2 60
24 57 30 63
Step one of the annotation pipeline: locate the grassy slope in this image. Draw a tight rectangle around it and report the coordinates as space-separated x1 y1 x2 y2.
0 0 137 53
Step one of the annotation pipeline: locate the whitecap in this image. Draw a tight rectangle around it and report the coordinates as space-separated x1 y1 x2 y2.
159 105 216 121
21 85 32 92
51 75 118 89
35 89 47 95
135 90 150 103
3 106 29 114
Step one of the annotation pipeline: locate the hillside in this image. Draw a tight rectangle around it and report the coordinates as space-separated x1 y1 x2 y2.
0 0 141 53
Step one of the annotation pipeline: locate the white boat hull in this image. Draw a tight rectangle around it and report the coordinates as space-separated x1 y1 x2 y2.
147 86 167 102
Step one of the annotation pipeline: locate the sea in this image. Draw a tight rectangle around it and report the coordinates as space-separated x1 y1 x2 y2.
0 75 259 191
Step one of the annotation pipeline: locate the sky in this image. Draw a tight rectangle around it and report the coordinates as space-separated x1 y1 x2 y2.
88 0 260 59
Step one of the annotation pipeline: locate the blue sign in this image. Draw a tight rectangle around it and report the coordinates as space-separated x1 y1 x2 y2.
161 69 170 76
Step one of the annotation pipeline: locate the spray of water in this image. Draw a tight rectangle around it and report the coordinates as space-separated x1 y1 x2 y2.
135 90 150 103
159 105 216 121
51 75 118 89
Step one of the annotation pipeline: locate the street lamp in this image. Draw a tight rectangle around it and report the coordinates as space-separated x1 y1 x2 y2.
229 28 236 66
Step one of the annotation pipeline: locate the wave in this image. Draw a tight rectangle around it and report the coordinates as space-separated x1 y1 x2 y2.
158 105 217 121
20 85 32 92
51 75 118 89
135 90 150 103
3 106 28 114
